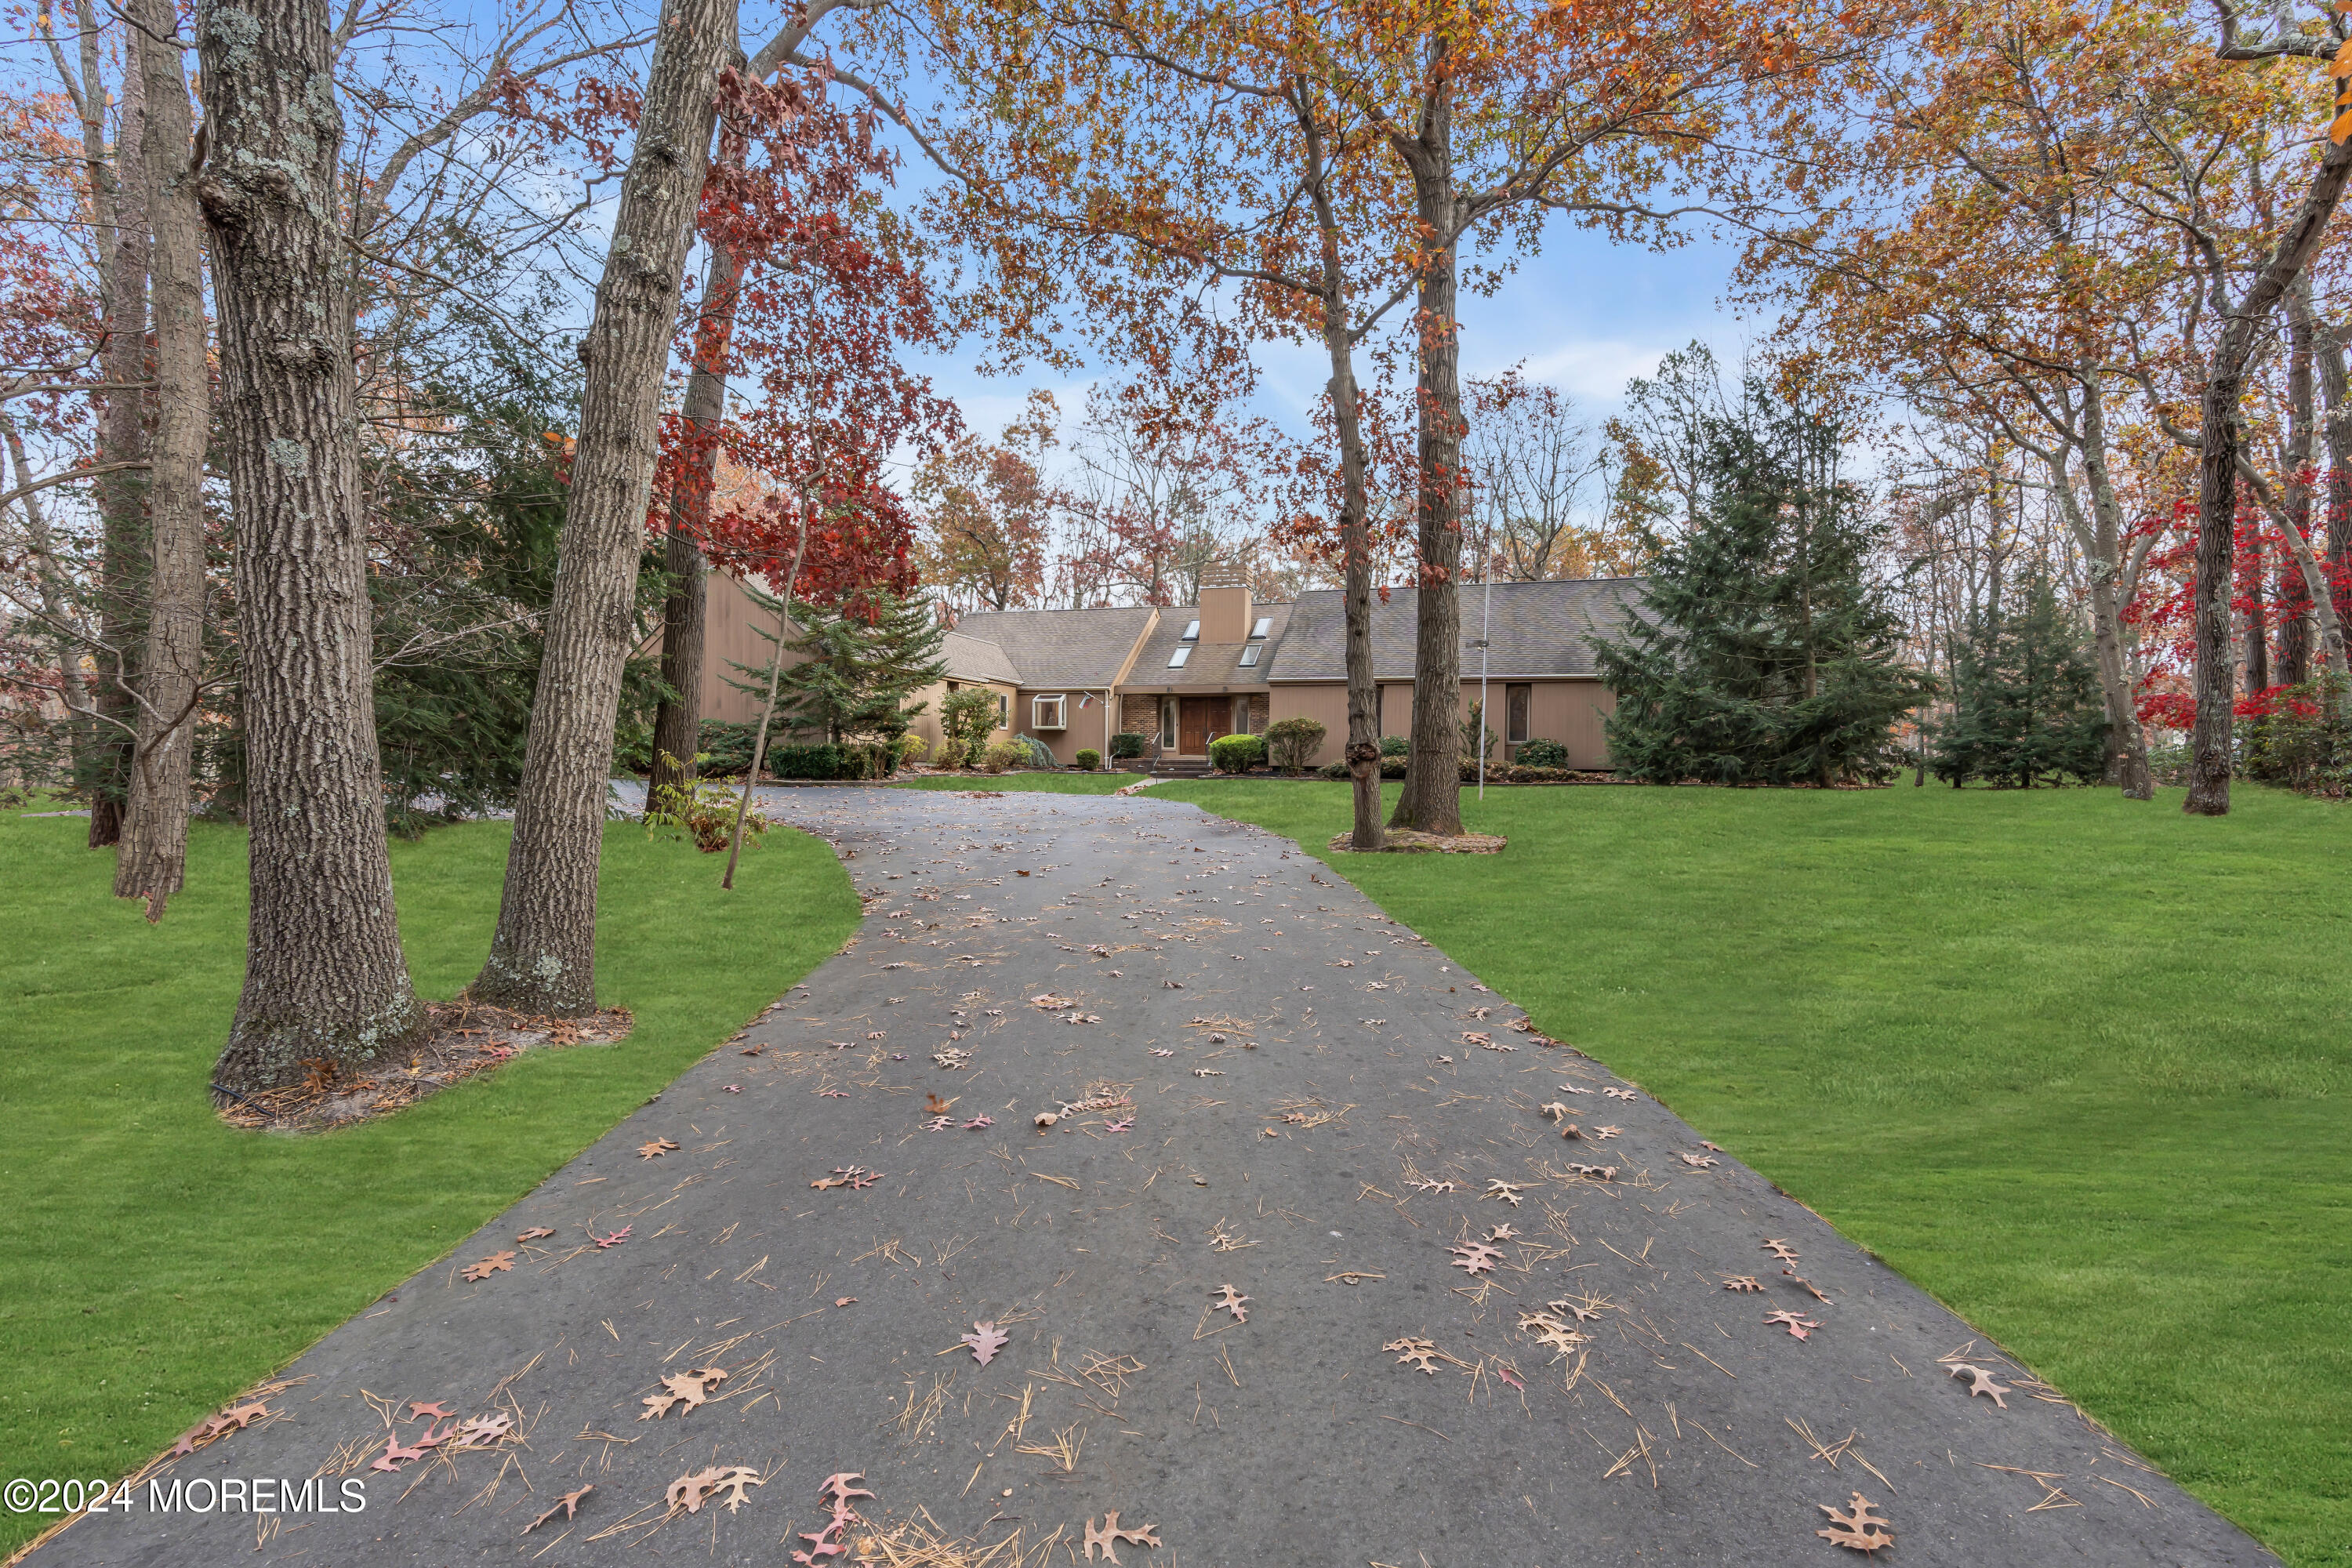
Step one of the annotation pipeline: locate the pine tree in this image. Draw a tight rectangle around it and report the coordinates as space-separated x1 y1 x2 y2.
1930 574 2109 788
730 587 946 763
1594 383 1929 786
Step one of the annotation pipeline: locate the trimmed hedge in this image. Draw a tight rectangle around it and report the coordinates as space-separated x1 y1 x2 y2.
1209 733 1268 773
1512 737 1569 768
1110 731 1147 760
1074 748 1102 771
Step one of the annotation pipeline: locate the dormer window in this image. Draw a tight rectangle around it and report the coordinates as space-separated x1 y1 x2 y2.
1181 619 1200 641
1238 644 1261 667
1167 646 1191 668
1250 616 1272 639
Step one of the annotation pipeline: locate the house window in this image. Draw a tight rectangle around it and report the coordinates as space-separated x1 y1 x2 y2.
1231 698 1251 735
1167 645 1190 667
1506 684 1532 744
995 692 1008 728
1181 619 1200 641
1250 616 1272 639
1033 694 1068 731
1160 698 1178 747
1237 643 1261 667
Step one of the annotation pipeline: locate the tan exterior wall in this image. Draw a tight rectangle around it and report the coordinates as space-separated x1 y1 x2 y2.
1272 679 1615 769
1011 688 1118 764
700 572 793 725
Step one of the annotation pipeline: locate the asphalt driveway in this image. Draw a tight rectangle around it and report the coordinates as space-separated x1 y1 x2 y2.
33 787 2278 1566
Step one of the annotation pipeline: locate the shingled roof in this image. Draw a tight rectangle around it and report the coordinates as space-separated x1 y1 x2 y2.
939 630 1022 686
952 605 1157 688
1121 601 1295 691
1263 579 1644 681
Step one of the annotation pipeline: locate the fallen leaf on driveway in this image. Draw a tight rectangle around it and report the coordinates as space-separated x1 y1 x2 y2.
638 1138 679 1160
524 1485 592 1533
1764 1309 1821 1340
1212 1283 1250 1323
1947 1363 2012 1407
515 1227 554 1242
460 1251 515 1282
1817 1494 1895 1553
960 1322 1011 1365
590 1225 630 1249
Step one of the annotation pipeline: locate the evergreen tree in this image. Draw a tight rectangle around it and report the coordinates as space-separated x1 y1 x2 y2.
1594 383 1929 786
1930 574 2109 787
730 586 946 764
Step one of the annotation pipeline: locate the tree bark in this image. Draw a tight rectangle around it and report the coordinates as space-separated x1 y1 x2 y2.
648 238 746 804
2072 379 2154 799
88 19 150 848
475 0 736 1013
2281 283 2317 686
2315 310 2352 641
1297 82 1382 851
4 419 86 719
199 0 427 1093
1385 49 1465 837
114 0 209 916
2186 132 2352 815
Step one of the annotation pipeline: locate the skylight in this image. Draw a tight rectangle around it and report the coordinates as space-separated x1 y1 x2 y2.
1238 644 1261 667
1250 616 1272 639
1181 619 1200 641
1167 646 1191 667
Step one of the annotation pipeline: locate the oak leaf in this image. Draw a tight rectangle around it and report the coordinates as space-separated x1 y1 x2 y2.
461 1250 516 1282
524 1485 593 1533
1483 1179 1526 1206
707 1465 764 1513
1602 1087 1637 1101
590 1225 630 1248
1450 1242 1503 1276
1721 1276 1766 1293
1517 1311 1590 1356
1764 1309 1821 1340
819 1472 874 1512
516 1227 554 1242
1675 1152 1718 1168
1762 1238 1800 1263
1947 1363 2012 1408
369 1436 426 1472
961 1321 1011 1364
1212 1283 1250 1323
406 1401 452 1421
1385 1335 1446 1374
666 1465 729 1515
639 1138 680 1160
222 1401 269 1428
1083 1510 1161 1563
1541 1102 1571 1122
1816 1494 1894 1553
454 1413 512 1446
1590 1126 1621 1140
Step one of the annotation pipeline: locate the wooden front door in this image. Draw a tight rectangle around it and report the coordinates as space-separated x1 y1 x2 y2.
1180 696 1224 755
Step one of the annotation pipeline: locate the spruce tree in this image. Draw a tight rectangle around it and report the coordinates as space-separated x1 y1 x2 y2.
1595 383 1929 786
1930 574 2109 787
731 587 946 763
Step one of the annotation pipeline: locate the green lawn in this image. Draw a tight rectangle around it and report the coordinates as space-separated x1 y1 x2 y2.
1139 779 2349 1565
0 809 858 1548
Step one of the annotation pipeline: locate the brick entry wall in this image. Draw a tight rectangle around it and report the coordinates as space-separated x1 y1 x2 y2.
1246 693 1270 733
1120 695 1159 740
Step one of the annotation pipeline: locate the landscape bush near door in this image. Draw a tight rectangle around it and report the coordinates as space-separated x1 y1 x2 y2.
1110 731 1146 760
1264 717 1327 775
1512 737 1569 768
1209 734 1267 773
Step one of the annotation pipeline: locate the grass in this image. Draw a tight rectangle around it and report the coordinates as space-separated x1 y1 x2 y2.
0 808 858 1548
1138 778 2350 1566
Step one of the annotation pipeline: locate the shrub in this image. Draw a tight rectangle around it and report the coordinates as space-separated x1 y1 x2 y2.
1379 734 1409 757
769 742 846 780
1317 760 1351 780
939 689 1001 764
893 732 927 770
696 720 760 777
1264 716 1327 775
1380 756 1406 779
644 760 770 854
1109 731 1146 760
980 739 1027 774
933 736 967 768
1209 733 1268 773
1074 748 1102 771
1512 736 1569 768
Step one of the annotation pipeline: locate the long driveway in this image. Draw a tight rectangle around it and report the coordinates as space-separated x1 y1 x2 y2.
38 788 2277 1566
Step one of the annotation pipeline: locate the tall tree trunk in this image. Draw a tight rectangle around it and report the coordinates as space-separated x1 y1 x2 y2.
2244 533 2269 695
199 0 427 1094
2186 132 2352 815
115 1 209 916
648 238 746 804
2281 283 2317 686
88 17 149 848
1298 82 1381 850
475 0 735 1013
2073 379 2154 799
2317 312 2352 641
1386 51 1465 837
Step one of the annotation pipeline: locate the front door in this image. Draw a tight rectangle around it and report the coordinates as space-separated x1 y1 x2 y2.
1180 696 1224 755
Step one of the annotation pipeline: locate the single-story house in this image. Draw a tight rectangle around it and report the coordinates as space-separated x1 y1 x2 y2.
688 562 1642 768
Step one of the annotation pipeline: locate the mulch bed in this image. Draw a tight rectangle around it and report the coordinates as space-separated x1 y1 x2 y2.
216 1000 633 1133
1327 829 1508 855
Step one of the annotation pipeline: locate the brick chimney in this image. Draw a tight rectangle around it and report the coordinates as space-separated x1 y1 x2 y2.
1196 558 1252 643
